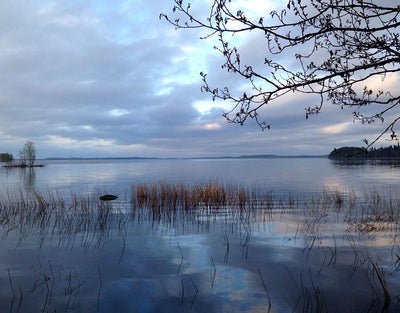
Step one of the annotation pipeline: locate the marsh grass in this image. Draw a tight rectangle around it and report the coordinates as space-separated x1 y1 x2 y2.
344 188 400 235
0 188 129 252
132 181 249 211
1 183 399 248
131 181 286 214
0 182 400 312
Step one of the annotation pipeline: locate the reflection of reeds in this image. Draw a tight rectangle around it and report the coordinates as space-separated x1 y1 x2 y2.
347 244 393 313
0 183 400 312
0 188 123 252
371 259 390 306
8 269 15 313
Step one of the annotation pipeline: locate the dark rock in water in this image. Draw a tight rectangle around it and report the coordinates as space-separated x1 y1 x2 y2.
99 194 118 201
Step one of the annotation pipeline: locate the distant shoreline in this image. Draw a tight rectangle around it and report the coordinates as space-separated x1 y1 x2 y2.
2 164 44 168
42 155 329 161
6 151 400 162
329 146 400 160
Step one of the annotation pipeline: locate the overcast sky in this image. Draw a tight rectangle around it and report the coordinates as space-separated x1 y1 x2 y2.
0 0 397 158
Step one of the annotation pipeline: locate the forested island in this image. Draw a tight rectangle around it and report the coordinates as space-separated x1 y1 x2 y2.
0 141 43 168
329 145 400 159
0 153 13 162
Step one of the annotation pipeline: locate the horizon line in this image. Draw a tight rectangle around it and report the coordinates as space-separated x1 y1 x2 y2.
40 154 329 160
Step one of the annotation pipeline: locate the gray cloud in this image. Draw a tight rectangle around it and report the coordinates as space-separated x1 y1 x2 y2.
0 1 393 158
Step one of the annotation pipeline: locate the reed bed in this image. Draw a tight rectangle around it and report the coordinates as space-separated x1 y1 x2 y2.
131 181 275 211
0 188 130 251
0 183 399 239
0 183 398 261
130 182 400 232
0 183 400 312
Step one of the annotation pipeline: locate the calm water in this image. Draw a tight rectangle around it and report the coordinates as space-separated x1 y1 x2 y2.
0 158 399 312
2 157 400 196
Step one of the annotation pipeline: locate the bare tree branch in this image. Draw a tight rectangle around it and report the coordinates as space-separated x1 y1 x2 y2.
161 0 400 145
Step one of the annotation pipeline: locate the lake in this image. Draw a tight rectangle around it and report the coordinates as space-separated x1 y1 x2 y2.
2 157 400 196
0 157 399 312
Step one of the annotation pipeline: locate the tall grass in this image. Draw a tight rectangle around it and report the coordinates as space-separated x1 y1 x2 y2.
1 183 399 241
132 181 247 210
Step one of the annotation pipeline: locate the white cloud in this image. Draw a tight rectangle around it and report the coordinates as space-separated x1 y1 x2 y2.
361 72 400 94
46 135 116 149
109 109 129 117
322 122 351 135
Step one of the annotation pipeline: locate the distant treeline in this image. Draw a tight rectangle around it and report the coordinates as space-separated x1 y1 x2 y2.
329 145 400 159
0 153 13 162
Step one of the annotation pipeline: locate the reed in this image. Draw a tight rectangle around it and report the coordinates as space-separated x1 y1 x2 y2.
0 183 399 245
1 182 398 243
134 181 212 210
131 181 274 212
0 183 399 312
258 269 272 313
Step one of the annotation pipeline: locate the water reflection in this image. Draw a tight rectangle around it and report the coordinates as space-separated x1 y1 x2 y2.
2 158 400 198
21 167 36 189
330 158 400 168
0 187 399 313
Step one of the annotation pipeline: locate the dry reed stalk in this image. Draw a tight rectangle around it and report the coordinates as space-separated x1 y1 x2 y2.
258 269 272 313
131 181 254 211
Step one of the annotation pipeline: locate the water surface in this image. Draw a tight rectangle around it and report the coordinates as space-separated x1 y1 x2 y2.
2 157 400 195
0 158 399 312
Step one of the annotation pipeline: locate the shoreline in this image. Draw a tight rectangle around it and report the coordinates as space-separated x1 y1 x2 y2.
1 164 44 168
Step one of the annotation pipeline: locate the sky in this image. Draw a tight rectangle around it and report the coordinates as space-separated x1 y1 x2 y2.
0 0 398 158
